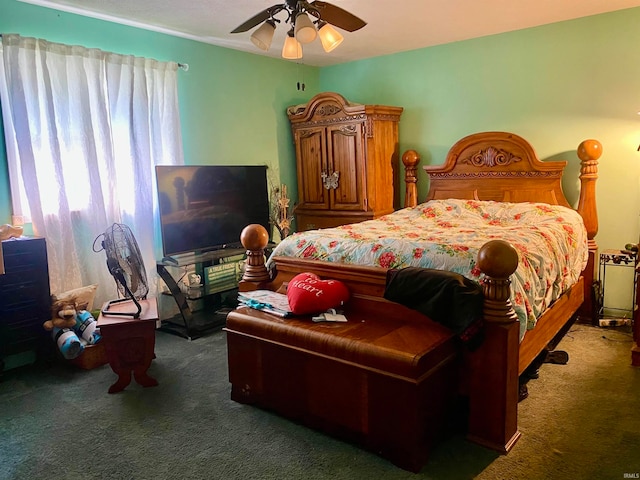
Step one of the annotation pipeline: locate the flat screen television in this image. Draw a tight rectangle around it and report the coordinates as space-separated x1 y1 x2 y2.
155 165 270 257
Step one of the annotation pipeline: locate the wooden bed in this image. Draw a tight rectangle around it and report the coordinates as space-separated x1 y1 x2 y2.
228 131 601 467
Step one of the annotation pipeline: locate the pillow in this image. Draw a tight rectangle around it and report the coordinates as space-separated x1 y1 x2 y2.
286 272 350 315
53 284 98 311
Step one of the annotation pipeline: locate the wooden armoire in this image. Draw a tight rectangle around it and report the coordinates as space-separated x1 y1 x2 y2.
287 92 403 231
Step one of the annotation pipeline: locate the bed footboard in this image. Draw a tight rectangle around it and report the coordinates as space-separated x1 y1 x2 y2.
237 224 522 453
465 240 521 452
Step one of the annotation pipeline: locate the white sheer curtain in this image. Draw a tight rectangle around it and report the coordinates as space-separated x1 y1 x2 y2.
0 34 184 305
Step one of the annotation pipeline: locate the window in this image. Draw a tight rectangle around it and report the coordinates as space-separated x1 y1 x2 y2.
0 34 184 302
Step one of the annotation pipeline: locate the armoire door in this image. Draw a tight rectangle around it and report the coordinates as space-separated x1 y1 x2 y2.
294 126 330 211
326 122 366 212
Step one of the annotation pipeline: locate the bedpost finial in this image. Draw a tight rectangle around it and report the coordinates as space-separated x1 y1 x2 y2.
577 139 602 161
402 149 420 168
477 240 518 279
239 224 271 287
240 224 269 251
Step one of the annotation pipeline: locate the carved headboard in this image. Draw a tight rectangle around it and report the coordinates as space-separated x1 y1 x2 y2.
423 131 571 207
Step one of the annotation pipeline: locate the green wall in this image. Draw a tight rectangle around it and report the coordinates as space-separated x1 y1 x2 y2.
320 8 640 310
0 0 320 227
2 1 639 310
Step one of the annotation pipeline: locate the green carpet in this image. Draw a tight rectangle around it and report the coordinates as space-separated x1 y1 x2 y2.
1 324 638 480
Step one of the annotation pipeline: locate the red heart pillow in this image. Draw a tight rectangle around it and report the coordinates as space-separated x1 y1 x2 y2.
286 272 350 315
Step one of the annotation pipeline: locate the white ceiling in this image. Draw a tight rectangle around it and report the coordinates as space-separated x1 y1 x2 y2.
19 0 640 67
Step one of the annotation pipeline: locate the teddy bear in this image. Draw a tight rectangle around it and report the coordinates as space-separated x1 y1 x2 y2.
44 294 101 360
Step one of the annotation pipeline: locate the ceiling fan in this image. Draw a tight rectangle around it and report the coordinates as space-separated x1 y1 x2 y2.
231 1 366 59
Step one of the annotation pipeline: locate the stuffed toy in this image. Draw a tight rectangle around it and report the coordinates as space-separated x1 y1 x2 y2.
74 309 101 345
44 294 101 360
44 295 79 331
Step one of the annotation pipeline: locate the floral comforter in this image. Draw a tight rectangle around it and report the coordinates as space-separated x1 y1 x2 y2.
269 199 588 339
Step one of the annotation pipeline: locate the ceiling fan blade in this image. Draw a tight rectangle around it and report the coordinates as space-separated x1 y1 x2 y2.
310 1 367 32
231 5 281 33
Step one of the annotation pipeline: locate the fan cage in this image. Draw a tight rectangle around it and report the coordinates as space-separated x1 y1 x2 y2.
99 223 149 318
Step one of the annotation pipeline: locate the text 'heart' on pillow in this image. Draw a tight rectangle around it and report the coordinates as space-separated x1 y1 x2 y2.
286 272 350 315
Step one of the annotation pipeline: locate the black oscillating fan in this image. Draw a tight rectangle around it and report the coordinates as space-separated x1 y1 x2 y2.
93 223 149 318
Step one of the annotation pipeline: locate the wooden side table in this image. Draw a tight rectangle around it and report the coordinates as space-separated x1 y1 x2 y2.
98 298 158 394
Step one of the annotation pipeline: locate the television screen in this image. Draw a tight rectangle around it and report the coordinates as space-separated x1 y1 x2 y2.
155 165 270 257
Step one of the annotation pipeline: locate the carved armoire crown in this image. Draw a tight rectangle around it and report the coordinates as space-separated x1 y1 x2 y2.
287 92 403 231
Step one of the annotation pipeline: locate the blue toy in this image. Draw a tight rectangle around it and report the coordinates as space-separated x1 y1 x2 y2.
74 310 101 345
52 327 85 360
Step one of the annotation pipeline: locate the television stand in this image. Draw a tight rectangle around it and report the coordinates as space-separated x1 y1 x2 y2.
156 248 246 340
161 255 179 265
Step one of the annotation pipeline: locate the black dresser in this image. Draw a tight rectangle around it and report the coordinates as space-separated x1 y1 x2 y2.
0 237 51 372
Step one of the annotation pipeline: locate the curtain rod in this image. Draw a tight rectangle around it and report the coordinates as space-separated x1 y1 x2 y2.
0 34 189 71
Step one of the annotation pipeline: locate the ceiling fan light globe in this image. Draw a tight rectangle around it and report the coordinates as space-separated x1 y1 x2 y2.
318 23 344 52
294 12 317 44
282 34 303 59
250 20 276 51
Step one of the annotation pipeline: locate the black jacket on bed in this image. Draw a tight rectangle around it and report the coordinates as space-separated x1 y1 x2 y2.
384 267 484 347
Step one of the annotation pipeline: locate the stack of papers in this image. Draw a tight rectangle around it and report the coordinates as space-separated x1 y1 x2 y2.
237 290 293 318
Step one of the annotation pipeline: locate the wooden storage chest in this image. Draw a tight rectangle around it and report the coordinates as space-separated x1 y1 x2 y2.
225 296 459 472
